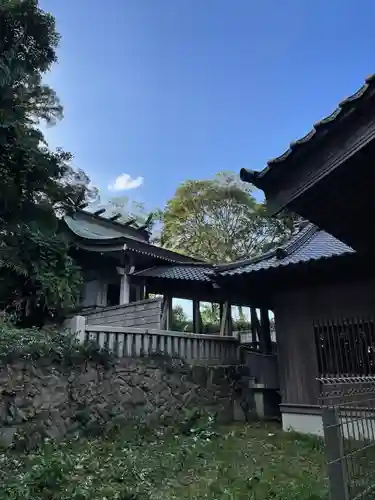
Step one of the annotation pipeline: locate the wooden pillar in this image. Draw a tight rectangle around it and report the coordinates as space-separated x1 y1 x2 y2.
227 303 233 336
161 295 172 330
192 300 201 334
250 307 258 344
135 284 142 301
119 274 130 304
219 301 232 336
220 301 228 336
260 307 272 353
117 266 130 304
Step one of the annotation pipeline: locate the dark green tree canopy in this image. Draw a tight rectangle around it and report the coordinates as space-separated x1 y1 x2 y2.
0 0 95 325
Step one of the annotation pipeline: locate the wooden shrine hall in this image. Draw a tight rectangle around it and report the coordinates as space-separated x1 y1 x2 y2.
63 207 274 351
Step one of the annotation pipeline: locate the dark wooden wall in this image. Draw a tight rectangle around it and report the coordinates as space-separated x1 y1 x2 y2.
274 278 375 407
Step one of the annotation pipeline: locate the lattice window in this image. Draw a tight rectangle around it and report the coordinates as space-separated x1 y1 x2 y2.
314 318 375 377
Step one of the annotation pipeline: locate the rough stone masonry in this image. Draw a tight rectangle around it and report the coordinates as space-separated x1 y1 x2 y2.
0 355 253 448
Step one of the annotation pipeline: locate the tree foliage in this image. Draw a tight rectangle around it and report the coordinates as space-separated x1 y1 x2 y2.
0 0 95 325
158 171 299 263
170 305 191 332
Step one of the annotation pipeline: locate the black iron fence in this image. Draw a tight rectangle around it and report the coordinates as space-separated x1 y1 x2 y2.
315 318 375 500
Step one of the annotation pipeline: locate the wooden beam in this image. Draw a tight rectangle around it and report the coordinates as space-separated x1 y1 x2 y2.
93 208 106 216
135 279 261 307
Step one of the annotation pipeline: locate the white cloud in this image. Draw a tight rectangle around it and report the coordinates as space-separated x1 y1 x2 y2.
108 173 144 191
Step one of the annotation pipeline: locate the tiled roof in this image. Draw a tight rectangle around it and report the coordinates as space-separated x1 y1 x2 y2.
215 224 354 277
133 264 213 282
133 225 355 281
240 74 375 185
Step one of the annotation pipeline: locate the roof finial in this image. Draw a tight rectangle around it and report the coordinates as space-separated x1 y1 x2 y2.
240 168 259 184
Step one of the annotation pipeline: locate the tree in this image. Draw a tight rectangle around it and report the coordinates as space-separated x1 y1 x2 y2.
158 171 298 263
170 305 191 332
0 0 95 325
200 303 220 326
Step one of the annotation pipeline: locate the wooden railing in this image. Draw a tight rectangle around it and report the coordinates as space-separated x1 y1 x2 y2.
84 325 240 365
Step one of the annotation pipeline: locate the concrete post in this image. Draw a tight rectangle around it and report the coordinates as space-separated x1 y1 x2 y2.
62 315 86 344
322 407 350 500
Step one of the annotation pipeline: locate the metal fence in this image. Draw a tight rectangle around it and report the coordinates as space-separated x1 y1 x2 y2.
315 318 375 500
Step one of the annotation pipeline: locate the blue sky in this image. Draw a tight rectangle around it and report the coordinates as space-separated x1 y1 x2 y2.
40 0 375 212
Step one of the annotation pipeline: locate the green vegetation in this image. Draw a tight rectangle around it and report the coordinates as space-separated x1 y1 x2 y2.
0 0 96 326
0 321 112 367
0 420 328 500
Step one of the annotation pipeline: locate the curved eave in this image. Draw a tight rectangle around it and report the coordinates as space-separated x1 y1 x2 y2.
69 234 129 246
266 74 375 168
240 74 375 190
71 236 204 265
217 249 355 280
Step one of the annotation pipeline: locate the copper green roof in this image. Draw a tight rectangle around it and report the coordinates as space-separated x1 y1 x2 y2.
64 210 148 243
64 210 202 264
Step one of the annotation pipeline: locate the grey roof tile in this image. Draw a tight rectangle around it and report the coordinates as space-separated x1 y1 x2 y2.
216 225 354 277
133 265 213 282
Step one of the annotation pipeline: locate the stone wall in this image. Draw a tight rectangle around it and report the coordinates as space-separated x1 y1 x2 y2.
0 356 253 448
82 298 162 329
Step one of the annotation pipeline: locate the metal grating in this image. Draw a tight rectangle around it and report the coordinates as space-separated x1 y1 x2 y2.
315 318 375 500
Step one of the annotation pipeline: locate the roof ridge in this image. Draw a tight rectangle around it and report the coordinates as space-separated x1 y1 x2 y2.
214 223 319 273
240 74 375 187
133 262 212 275
282 224 318 256
265 73 375 172
213 248 277 273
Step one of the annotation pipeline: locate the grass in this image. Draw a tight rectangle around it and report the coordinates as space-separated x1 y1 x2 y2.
0 420 328 500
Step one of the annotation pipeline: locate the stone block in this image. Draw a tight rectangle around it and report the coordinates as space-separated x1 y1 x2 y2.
0 427 17 448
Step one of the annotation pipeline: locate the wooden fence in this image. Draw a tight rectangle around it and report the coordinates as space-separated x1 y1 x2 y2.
84 325 239 365
63 315 240 365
